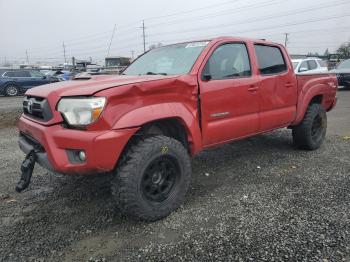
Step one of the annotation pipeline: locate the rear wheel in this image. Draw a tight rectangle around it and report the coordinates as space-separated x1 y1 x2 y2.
111 135 191 221
5 84 19 96
292 104 327 150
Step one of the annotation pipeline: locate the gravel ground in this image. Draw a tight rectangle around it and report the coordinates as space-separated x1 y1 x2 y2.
0 92 349 261
0 96 23 128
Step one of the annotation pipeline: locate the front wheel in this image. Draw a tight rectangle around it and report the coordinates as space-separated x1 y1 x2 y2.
292 104 327 150
111 135 192 221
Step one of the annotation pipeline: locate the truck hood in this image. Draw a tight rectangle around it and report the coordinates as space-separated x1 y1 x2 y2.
25 74 179 98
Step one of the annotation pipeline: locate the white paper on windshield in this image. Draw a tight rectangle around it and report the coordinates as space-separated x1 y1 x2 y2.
185 41 209 48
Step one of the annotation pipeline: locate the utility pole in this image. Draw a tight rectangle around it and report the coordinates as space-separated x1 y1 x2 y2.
25 50 29 64
63 41 67 64
142 20 146 53
131 50 135 60
72 56 76 74
284 33 289 48
107 24 117 57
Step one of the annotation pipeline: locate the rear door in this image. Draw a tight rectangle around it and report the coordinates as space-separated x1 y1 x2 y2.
253 44 297 131
199 42 260 146
4 70 32 89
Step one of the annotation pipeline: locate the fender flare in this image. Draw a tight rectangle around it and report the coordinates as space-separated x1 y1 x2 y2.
112 102 202 154
293 82 330 125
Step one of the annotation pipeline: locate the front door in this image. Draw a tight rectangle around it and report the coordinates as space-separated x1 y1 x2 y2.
29 70 48 87
199 42 260 147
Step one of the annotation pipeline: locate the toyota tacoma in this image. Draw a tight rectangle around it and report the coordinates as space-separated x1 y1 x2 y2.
17 37 337 221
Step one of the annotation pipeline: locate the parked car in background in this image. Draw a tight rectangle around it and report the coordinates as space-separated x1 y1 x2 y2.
292 58 328 74
0 70 57 96
41 70 73 81
331 59 350 89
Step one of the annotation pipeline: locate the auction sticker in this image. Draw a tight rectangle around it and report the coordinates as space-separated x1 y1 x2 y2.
185 41 209 48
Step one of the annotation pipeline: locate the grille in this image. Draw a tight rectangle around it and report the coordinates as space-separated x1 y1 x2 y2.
23 96 53 121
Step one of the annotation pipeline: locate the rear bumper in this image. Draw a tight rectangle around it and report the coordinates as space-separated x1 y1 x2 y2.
17 116 138 175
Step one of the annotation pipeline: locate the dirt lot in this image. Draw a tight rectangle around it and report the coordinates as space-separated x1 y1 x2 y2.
0 92 349 261
0 97 23 129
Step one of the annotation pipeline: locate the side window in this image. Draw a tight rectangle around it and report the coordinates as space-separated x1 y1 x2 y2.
21 71 31 77
12 71 22 77
30 71 43 77
203 43 251 80
12 71 29 77
299 61 309 71
254 44 287 75
4 71 14 77
307 60 317 70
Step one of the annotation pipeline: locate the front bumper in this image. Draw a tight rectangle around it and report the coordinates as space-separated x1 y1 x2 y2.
17 116 138 175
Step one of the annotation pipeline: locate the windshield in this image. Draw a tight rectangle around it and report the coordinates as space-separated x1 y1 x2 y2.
123 41 209 75
292 62 299 69
337 59 350 69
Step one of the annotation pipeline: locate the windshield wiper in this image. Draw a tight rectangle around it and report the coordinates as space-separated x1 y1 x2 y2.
146 71 167 75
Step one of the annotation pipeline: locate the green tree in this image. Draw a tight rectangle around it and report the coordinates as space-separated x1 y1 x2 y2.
337 42 350 58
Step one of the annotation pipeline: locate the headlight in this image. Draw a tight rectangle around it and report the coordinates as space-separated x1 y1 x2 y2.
57 97 106 126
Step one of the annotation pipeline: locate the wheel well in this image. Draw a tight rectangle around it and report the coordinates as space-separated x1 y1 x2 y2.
115 118 191 170
309 95 323 105
139 118 190 151
5 81 20 87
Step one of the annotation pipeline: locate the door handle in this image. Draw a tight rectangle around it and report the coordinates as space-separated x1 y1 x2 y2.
285 82 294 88
248 85 259 92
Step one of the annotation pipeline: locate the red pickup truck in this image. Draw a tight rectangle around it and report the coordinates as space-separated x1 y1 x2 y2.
17 37 337 221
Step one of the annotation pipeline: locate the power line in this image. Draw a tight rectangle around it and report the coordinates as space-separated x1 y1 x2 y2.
146 15 350 46
7 0 350 61
20 0 279 55
147 1 350 38
34 4 348 59
143 0 241 21
147 0 285 28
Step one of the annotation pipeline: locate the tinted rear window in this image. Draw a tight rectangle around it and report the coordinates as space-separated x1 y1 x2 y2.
6 71 30 77
254 45 287 75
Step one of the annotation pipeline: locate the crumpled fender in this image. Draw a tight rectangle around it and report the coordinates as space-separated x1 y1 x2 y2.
112 102 202 155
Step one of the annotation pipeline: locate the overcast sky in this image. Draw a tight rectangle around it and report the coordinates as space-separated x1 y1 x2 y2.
0 0 349 64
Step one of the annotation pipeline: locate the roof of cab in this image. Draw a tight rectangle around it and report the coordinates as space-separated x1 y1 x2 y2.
160 36 284 49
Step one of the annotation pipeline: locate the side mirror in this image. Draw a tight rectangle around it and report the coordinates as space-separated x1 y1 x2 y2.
299 67 308 72
202 74 212 81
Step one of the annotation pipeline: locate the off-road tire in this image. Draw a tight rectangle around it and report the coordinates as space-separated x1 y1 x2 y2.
4 84 20 97
292 103 327 150
111 135 192 221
